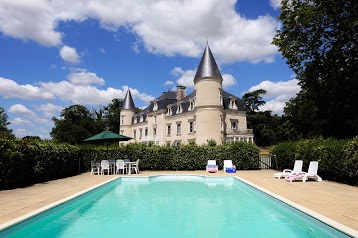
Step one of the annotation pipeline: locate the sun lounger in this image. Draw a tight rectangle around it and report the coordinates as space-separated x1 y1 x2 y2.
273 160 303 179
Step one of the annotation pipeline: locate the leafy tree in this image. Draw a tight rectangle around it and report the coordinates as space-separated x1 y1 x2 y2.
242 89 267 114
22 136 41 141
50 105 102 144
102 98 122 133
0 106 15 139
273 0 358 138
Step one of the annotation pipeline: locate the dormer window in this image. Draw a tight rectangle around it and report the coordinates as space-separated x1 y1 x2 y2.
153 101 158 111
167 106 172 116
140 114 144 122
176 103 182 114
229 97 237 110
189 98 194 111
134 116 138 124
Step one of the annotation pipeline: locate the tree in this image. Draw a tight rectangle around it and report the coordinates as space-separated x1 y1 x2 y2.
102 98 122 133
50 105 102 144
273 0 358 138
242 89 267 114
0 106 15 139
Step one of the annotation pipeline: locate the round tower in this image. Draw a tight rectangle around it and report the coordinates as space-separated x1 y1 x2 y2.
120 89 135 140
194 45 224 145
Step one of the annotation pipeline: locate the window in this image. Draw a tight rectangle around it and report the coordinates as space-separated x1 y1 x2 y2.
134 117 137 124
153 128 157 136
229 97 237 109
121 116 124 124
140 114 143 122
139 129 142 139
120 130 124 134
145 127 148 137
219 90 222 106
154 116 157 124
133 130 136 139
231 121 238 133
189 121 194 133
220 119 224 131
177 123 181 135
176 104 182 114
167 106 172 116
167 125 171 136
153 101 158 111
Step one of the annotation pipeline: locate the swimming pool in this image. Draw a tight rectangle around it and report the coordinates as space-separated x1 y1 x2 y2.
0 176 353 237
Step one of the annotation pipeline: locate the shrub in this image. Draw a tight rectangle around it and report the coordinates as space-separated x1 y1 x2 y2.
270 137 357 186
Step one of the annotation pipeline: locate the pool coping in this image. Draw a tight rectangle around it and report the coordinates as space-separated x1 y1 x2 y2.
235 176 358 238
0 174 357 237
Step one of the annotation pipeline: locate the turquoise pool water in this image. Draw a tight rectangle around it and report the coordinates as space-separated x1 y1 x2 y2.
0 176 351 238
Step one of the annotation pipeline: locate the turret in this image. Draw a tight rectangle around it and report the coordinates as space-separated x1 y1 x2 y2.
194 45 224 145
120 89 135 138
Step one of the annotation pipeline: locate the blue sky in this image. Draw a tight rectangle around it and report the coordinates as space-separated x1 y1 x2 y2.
0 0 300 139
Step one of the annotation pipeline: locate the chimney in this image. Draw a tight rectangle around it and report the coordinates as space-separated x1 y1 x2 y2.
176 86 186 100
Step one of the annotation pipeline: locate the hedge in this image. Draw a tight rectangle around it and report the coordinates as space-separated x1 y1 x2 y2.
80 142 260 171
0 139 81 189
270 137 358 186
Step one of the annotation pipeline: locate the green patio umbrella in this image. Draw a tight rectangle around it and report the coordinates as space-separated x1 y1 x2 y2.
83 130 132 158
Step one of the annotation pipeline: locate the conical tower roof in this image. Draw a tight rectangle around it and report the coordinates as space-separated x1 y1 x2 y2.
121 89 135 110
194 45 222 81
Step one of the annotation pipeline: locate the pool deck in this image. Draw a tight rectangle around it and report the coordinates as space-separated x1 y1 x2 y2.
0 170 357 235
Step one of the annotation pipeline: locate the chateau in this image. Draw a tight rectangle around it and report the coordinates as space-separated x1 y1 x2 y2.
120 45 254 145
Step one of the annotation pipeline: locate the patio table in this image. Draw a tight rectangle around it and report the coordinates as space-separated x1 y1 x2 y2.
124 161 137 175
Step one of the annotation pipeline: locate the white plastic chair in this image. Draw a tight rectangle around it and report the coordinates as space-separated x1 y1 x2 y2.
273 160 303 179
130 159 140 174
206 160 218 173
90 161 99 175
100 160 110 175
115 159 127 174
223 160 236 172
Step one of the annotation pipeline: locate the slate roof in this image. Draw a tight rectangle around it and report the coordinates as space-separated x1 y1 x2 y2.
121 90 135 110
132 90 245 122
194 45 222 80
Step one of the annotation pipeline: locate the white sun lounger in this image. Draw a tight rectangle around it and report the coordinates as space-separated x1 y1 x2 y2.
273 160 303 179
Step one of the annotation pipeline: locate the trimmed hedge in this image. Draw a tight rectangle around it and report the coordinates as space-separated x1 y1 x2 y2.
81 142 260 171
270 137 358 186
0 139 81 189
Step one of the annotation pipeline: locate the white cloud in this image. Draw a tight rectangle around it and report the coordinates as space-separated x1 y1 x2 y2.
247 79 301 115
164 80 174 86
270 0 281 10
0 1 280 63
0 77 53 100
222 74 237 89
9 104 52 124
12 117 32 125
15 128 32 138
0 74 153 107
0 0 62 46
59 45 80 63
173 68 196 88
36 103 63 118
9 104 38 118
68 68 105 86
100 48 106 54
